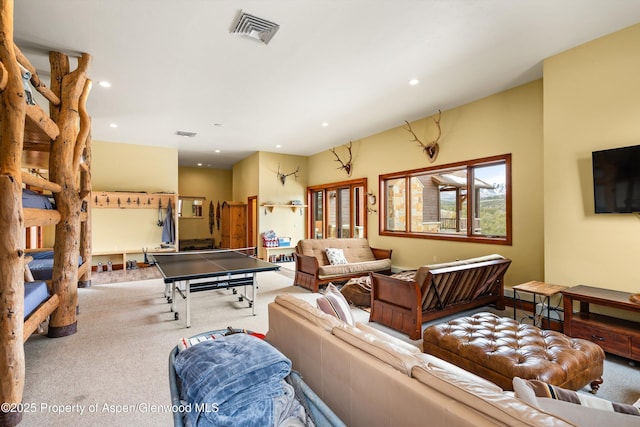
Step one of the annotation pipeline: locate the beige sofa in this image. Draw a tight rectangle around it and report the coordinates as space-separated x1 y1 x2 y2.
294 238 392 293
266 294 581 427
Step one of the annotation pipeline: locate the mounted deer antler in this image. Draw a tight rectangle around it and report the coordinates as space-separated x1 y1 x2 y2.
404 109 442 162
330 141 353 176
277 164 301 186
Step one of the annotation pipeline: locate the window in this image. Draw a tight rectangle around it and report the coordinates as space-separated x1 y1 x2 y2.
380 154 511 244
307 178 367 240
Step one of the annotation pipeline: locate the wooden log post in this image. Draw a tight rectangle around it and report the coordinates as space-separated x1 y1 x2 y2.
76 78 92 287
78 109 92 288
47 52 91 337
0 0 27 424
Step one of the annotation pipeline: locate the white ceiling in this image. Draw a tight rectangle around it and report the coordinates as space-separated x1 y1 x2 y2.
13 1 640 169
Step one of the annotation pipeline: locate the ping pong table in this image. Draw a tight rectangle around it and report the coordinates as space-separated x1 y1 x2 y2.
147 248 280 327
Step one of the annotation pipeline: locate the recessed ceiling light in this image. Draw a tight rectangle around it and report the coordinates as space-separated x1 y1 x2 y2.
321 122 329 127
109 123 118 128
197 163 203 167
276 144 281 148
99 81 111 88
409 79 420 86
215 149 221 153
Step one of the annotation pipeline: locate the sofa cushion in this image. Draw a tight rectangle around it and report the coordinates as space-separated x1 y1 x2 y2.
297 238 378 266
318 259 392 278
274 294 344 332
417 354 503 393
355 322 421 355
325 248 348 265
513 377 640 427
514 377 640 416
316 284 355 326
412 365 573 426
332 324 421 376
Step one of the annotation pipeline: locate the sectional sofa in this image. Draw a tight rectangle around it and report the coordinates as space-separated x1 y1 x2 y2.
266 293 581 427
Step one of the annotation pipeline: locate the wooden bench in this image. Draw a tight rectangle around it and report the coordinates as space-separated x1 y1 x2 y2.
370 254 511 339
92 247 176 269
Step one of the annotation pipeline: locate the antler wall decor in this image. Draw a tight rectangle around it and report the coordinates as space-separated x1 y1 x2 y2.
277 164 301 186
330 141 353 176
404 109 442 162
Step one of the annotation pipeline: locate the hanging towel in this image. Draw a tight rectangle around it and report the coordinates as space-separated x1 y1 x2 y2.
162 198 176 244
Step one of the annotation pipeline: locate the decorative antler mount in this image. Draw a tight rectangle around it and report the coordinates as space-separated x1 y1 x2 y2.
277 164 301 186
404 109 442 162
330 141 353 176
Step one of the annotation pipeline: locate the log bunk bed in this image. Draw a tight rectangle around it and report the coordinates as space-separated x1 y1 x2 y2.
0 1 93 425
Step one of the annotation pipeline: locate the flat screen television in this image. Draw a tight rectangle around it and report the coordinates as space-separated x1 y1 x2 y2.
592 144 640 213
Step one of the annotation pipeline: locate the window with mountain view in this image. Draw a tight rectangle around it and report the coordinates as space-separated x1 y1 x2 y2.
380 154 511 244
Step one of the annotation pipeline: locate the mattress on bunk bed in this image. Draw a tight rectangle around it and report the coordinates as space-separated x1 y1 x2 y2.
28 251 83 281
24 281 50 319
22 189 54 209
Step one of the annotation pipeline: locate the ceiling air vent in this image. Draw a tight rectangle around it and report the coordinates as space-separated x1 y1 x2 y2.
175 130 197 138
231 11 279 45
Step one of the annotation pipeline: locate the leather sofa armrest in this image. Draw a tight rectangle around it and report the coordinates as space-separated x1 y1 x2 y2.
370 247 392 260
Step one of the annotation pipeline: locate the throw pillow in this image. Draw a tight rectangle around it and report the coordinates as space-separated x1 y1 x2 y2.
513 377 640 417
325 248 348 265
316 283 355 326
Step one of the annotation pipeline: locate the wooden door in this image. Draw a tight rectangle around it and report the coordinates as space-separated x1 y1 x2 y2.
221 201 247 249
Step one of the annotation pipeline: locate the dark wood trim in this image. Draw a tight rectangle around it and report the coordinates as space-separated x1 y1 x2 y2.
379 153 512 245
306 177 368 240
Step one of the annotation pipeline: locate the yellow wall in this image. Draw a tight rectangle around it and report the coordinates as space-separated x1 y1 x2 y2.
91 141 178 260
233 152 308 257
232 152 260 201
258 152 308 252
307 80 544 287
178 167 232 244
543 23 640 292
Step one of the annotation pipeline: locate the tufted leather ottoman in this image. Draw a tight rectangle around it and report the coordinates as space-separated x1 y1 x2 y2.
422 312 604 392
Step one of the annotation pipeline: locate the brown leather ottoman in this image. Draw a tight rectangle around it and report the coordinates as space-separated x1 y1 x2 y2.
422 312 604 392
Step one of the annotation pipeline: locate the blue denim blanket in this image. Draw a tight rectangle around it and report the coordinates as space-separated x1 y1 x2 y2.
174 333 293 426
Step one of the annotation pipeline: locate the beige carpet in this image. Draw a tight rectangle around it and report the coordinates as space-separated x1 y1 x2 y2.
20 267 640 426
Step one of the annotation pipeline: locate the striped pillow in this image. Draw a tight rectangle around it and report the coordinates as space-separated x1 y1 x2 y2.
316 283 355 326
524 379 640 416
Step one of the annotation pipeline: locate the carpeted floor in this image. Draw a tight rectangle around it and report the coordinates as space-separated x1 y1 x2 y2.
20 265 640 426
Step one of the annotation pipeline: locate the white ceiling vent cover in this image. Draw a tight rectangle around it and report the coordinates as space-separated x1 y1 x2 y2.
231 11 279 45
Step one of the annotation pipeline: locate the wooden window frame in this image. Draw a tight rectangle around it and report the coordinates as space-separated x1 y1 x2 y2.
379 154 512 245
307 178 368 240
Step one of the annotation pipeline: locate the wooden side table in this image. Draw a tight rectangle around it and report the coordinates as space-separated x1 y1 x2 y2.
513 281 567 328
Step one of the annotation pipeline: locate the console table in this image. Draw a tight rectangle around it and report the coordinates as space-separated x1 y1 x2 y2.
562 285 640 362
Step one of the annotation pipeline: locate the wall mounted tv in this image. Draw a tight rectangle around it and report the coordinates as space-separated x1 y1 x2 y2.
592 144 640 213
